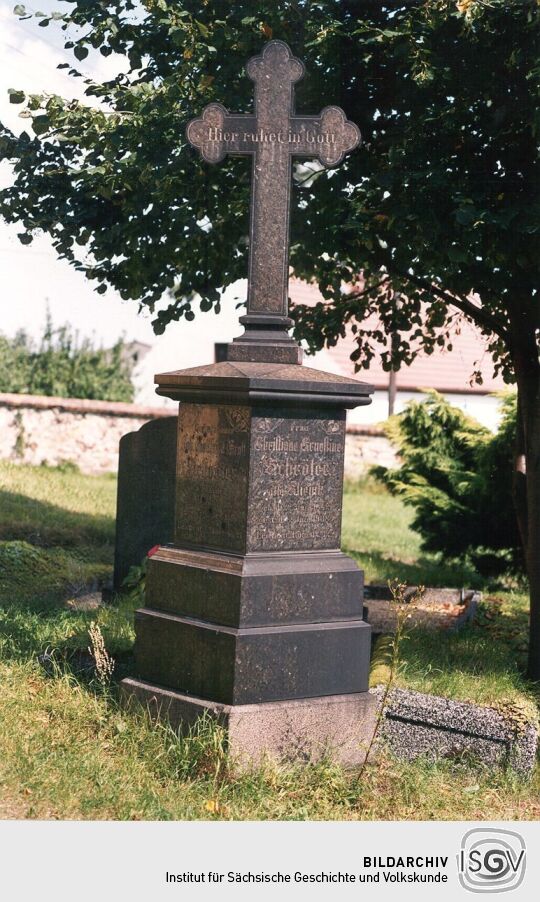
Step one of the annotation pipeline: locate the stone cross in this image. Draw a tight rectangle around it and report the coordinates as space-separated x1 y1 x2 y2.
187 40 360 363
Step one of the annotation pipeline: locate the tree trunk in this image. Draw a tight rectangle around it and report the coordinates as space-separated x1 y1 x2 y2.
512 392 528 553
511 318 540 681
522 383 540 682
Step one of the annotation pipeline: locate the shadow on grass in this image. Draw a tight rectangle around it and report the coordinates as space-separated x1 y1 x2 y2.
0 489 115 548
0 489 119 665
0 584 136 675
344 546 486 590
401 621 526 683
40 645 136 685
0 483 531 702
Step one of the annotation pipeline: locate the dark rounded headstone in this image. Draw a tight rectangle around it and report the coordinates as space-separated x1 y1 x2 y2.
113 416 177 590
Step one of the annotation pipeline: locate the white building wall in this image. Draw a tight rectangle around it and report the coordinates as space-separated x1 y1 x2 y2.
345 389 504 432
131 279 507 432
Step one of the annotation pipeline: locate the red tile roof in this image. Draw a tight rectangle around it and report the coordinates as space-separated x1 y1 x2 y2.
290 279 506 394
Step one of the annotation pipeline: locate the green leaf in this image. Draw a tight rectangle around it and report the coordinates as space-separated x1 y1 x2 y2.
74 44 89 61
455 208 475 226
195 20 210 38
170 28 186 48
32 115 50 135
8 89 26 104
13 4 26 16
17 232 33 245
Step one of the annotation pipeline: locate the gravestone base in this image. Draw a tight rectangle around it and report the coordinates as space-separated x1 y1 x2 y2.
121 360 376 769
121 677 378 768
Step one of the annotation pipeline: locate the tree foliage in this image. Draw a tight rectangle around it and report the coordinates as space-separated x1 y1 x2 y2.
0 1 537 370
0 315 135 402
1 0 540 675
374 392 521 575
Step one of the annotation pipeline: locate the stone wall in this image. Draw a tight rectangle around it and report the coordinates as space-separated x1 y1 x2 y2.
345 425 399 478
0 392 172 475
0 392 398 477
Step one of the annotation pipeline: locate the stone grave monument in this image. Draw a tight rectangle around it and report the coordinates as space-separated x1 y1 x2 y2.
113 417 177 591
121 40 376 765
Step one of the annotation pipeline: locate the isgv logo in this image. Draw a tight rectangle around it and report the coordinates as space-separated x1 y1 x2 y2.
458 828 526 893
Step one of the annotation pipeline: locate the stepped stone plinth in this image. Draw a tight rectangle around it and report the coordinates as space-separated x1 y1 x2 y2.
121 41 377 766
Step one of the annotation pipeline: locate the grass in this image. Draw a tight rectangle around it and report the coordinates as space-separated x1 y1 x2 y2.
342 477 484 588
343 476 534 710
0 461 538 820
0 460 115 549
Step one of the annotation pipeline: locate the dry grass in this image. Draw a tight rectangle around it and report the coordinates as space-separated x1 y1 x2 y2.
0 462 538 820
0 661 538 821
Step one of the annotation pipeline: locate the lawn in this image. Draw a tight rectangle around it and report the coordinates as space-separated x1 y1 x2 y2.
0 460 538 820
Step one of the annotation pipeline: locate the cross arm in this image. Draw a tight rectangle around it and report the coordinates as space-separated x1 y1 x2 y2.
289 109 360 166
186 103 257 162
187 105 360 167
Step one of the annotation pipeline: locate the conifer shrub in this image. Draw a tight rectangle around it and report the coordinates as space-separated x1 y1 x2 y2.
373 392 520 576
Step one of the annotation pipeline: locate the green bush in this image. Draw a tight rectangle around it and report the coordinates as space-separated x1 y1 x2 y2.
373 392 521 576
0 314 135 402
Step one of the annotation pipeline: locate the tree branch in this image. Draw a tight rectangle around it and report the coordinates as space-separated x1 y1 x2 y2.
343 276 391 308
290 276 390 313
401 271 509 342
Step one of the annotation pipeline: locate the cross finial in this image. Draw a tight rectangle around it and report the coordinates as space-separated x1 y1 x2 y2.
187 41 361 364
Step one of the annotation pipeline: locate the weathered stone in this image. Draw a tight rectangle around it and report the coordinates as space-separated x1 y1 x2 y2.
121 42 374 765
373 687 538 777
146 547 364 627
122 678 378 768
134 607 371 706
0 391 172 475
186 40 360 362
113 416 177 590
0 393 394 478
129 361 374 707
344 427 400 478
174 401 347 553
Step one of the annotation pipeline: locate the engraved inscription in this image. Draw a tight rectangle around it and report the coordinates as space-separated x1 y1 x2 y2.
186 41 360 320
206 126 337 146
247 410 346 552
175 403 250 552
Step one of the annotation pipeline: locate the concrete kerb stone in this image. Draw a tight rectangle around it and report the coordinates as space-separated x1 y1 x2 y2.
371 686 538 778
